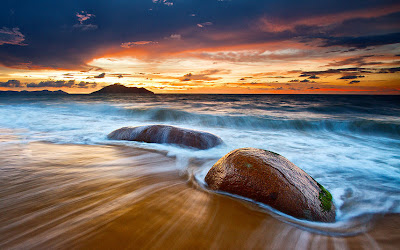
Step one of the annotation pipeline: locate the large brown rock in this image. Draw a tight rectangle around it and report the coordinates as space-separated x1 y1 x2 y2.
205 148 336 222
108 125 223 150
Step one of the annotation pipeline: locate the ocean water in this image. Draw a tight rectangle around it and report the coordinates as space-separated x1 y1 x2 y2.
0 94 399 232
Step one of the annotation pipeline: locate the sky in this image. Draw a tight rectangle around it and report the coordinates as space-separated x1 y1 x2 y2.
0 0 399 94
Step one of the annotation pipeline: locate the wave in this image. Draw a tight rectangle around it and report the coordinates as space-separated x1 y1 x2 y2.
120 107 400 138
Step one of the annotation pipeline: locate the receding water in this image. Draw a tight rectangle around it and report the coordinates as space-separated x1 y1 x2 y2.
0 94 399 248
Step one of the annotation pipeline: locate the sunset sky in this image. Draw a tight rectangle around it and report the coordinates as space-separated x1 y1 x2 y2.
0 0 399 94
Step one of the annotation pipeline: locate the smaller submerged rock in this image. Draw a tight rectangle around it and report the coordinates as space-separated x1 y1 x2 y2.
108 125 223 150
205 148 336 222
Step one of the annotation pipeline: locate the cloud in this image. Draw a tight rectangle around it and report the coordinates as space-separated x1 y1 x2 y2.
197 22 213 28
300 79 310 83
74 11 97 31
76 81 98 88
378 67 400 73
300 67 400 78
327 55 382 67
153 0 173 6
109 73 131 78
0 27 26 46
289 79 299 82
73 24 98 31
22 80 98 88
1 0 400 71
338 75 364 79
319 32 400 49
308 75 319 79
0 80 100 88
94 72 106 78
167 34 181 40
76 11 95 24
301 68 371 75
0 79 23 87
180 69 228 81
121 41 157 48
26 80 76 88
199 49 307 63
349 80 360 84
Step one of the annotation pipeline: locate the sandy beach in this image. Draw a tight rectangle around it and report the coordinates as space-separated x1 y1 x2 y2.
0 135 398 249
1 0 399 248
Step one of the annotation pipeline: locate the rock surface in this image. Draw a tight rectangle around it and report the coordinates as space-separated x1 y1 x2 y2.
108 125 223 150
205 148 336 222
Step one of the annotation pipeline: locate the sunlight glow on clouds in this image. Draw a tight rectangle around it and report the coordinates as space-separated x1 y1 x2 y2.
121 41 158 48
0 0 399 94
73 11 97 31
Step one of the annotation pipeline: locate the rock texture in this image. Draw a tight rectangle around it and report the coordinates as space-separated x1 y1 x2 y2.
108 125 223 150
205 148 335 222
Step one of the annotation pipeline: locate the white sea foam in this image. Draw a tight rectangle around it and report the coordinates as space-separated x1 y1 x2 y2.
0 94 399 222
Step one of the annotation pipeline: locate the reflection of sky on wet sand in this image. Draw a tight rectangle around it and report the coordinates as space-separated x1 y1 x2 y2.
0 134 397 249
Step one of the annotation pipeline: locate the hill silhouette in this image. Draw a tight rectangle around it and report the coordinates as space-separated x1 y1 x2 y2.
0 90 68 96
90 84 154 95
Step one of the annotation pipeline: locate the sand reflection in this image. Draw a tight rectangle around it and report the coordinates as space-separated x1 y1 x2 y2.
0 138 398 249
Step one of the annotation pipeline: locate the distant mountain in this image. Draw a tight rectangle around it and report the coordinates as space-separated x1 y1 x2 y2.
0 90 69 96
90 84 154 95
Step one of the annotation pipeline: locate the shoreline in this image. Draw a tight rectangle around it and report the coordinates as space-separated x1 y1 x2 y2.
0 138 399 249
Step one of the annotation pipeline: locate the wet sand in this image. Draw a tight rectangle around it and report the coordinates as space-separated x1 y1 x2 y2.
0 139 399 249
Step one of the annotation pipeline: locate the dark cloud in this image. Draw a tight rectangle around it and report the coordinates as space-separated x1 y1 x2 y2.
26 80 75 88
76 81 98 88
94 72 106 78
301 67 372 75
301 67 400 78
289 79 299 82
0 0 399 69
0 79 23 87
109 73 131 78
338 75 364 79
0 27 26 46
308 75 319 79
327 55 382 67
319 32 400 49
73 24 98 31
326 11 400 38
349 80 360 84
378 67 400 73
300 79 310 83
0 79 98 88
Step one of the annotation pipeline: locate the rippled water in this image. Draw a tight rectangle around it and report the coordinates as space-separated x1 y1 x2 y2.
0 94 399 248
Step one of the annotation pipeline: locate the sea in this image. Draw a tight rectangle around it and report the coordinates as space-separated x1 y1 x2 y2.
0 94 399 248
